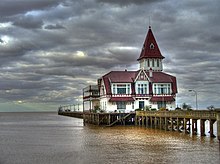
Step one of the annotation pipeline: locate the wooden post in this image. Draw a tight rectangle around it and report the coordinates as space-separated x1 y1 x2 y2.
135 115 137 126
154 117 157 129
139 116 141 126
159 117 162 130
146 116 149 128
200 119 206 136
108 114 111 125
164 117 167 131
183 118 186 134
176 118 179 131
170 117 173 131
192 119 197 135
97 114 100 125
142 116 145 127
187 119 191 134
150 117 153 128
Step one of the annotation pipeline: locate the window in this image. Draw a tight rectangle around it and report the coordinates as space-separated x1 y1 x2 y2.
153 83 171 95
117 102 126 109
140 74 144 79
127 86 130 95
158 101 166 109
112 84 131 94
157 59 160 67
150 43 154 49
137 83 148 94
117 84 126 94
112 84 116 94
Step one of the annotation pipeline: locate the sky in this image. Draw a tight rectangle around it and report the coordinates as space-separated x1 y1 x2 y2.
0 0 220 112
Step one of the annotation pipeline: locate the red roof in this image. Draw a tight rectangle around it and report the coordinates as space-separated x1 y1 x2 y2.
137 26 164 60
105 71 136 83
101 70 177 95
147 72 174 82
109 97 134 102
150 96 175 102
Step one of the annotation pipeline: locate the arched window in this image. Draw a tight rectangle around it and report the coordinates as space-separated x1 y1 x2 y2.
150 43 154 49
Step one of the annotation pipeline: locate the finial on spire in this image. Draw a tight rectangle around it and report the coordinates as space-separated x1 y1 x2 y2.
149 14 151 29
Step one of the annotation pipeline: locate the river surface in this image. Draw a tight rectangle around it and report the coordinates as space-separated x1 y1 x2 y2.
0 112 219 164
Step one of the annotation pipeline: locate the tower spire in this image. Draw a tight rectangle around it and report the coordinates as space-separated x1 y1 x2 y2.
137 26 164 60
137 26 164 71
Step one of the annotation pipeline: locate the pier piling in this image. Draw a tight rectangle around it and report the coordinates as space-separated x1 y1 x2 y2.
136 110 220 140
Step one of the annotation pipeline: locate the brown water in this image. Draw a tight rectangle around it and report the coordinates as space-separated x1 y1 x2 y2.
0 112 219 164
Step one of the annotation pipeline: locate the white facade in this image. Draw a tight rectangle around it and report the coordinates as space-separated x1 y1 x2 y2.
98 70 176 113
100 96 176 113
139 58 163 71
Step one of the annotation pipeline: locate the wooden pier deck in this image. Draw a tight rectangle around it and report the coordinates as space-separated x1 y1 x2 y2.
135 110 220 140
83 112 136 126
58 109 220 140
58 111 136 126
58 111 84 119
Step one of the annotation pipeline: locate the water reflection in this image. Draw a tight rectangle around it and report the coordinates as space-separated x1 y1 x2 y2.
81 125 219 164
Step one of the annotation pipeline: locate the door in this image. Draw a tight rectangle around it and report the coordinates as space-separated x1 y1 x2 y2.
139 101 144 109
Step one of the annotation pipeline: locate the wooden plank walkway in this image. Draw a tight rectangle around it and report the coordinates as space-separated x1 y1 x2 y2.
58 110 220 140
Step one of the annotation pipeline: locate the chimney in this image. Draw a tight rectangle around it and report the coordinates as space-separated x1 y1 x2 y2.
149 67 153 77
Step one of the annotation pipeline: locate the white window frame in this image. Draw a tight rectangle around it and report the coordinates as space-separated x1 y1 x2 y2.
135 81 149 94
111 83 131 95
153 83 171 95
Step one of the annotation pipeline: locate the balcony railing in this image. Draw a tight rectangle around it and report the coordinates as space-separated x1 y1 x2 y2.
83 85 99 92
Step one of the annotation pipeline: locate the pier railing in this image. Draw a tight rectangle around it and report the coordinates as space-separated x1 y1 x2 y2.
136 110 217 119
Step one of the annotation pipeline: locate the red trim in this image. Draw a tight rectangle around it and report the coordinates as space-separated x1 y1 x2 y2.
109 97 134 102
150 96 175 102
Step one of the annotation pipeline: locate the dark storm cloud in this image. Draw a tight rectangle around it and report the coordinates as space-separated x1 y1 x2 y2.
44 24 65 30
0 0 61 16
96 0 163 6
0 0 219 110
13 15 44 29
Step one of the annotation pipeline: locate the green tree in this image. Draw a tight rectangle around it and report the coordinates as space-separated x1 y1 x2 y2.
182 103 192 110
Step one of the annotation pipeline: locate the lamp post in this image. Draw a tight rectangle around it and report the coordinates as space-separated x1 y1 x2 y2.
189 89 198 110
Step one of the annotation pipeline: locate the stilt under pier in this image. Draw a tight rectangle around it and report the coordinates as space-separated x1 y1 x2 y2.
135 110 220 140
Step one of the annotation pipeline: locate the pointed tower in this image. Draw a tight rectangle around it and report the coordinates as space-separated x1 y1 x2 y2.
137 26 164 71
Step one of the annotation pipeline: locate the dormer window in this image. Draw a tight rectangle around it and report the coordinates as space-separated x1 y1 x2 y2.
150 43 154 49
140 73 144 80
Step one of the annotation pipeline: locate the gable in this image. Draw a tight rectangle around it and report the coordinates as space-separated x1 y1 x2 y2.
134 69 150 82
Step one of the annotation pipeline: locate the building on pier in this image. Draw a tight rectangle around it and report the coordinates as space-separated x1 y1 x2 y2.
83 85 100 112
83 26 177 112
